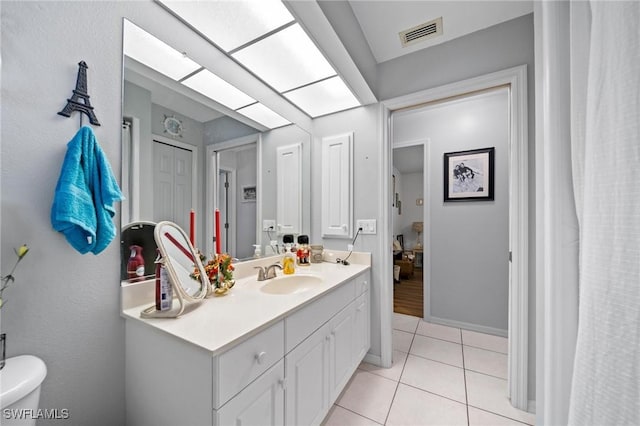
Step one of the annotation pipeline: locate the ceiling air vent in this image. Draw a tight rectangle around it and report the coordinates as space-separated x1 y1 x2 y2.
399 17 443 48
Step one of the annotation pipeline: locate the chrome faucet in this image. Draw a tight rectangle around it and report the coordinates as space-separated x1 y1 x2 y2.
265 263 283 279
254 263 283 281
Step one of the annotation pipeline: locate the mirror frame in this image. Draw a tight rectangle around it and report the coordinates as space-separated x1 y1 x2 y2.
141 221 209 318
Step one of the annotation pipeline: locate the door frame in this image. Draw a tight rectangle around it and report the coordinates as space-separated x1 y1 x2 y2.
217 166 237 257
380 65 529 410
206 133 262 257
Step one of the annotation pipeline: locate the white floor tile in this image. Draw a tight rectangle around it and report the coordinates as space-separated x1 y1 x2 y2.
322 405 382 426
400 355 467 404
461 330 508 354
416 321 462 344
359 350 408 382
393 329 414 353
468 406 530 426
466 371 535 425
386 383 468 426
393 312 421 333
336 370 398 424
464 346 508 379
410 334 463 367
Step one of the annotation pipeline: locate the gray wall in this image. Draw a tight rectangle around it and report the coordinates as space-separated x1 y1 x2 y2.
393 89 510 332
205 115 259 144
397 171 424 251
123 81 154 221
1 2 137 424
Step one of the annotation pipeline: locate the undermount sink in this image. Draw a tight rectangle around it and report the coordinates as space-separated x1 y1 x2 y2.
260 274 324 295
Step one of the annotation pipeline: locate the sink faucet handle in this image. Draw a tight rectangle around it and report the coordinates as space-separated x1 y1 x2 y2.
254 266 266 281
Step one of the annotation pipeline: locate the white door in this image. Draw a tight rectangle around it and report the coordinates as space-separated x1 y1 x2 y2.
216 361 285 426
153 141 193 234
218 169 231 254
285 327 329 426
328 304 355 403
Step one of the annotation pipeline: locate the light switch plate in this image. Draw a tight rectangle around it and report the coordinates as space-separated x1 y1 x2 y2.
356 219 377 234
263 220 276 231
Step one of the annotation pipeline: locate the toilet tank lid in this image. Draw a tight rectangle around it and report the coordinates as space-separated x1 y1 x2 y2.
0 355 47 408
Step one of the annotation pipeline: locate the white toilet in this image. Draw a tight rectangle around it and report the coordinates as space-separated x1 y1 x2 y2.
0 355 47 426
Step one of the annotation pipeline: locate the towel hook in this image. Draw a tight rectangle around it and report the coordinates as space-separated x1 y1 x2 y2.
58 61 101 127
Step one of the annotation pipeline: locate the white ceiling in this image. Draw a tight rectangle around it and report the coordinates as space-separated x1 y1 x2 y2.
347 0 533 63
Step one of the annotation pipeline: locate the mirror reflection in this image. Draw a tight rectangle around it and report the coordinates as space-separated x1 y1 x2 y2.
121 18 311 275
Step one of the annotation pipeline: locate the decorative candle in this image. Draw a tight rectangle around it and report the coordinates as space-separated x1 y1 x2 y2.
189 209 195 246
215 209 221 254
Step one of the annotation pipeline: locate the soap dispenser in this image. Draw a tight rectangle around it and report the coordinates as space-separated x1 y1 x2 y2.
283 244 296 275
253 244 262 258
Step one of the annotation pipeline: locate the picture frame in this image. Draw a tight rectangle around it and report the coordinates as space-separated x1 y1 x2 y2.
242 185 256 202
443 147 495 202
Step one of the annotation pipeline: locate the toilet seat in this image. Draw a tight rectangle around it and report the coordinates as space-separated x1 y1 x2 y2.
0 355 47 408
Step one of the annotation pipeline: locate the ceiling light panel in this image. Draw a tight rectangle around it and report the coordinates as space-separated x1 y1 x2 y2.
232 24 336 92
181 69 256 110
284 76 360 118
236 103 290 129
123 20 200 81
158 0 294 52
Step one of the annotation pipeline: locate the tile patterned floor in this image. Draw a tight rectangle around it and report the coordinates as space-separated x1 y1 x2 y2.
323 313 535 426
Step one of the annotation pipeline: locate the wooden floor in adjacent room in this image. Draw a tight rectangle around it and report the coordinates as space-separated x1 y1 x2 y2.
393 268 424 318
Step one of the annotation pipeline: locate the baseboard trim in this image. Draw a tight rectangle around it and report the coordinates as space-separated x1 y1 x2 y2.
424 315 508 338
363 353 382 367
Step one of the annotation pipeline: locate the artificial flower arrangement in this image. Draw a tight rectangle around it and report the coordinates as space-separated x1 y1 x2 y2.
191 252 235 296
1 244 29 309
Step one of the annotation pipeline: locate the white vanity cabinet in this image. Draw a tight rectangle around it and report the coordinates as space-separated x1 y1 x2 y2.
125 269 370 426
285 272 370 426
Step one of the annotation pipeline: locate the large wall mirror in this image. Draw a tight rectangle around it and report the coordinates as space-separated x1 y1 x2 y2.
120 16 311 281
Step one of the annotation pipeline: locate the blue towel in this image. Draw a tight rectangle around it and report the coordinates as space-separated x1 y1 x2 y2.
51 126 124 254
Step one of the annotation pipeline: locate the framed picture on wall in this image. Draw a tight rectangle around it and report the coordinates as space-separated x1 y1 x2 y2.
443 147 495 202
242 185 257 202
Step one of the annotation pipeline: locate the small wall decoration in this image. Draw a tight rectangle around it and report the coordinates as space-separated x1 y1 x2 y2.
242 185 257 202
444 147 495 202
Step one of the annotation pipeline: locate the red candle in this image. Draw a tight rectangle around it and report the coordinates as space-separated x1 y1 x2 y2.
215 209 221 254
189 209 195 247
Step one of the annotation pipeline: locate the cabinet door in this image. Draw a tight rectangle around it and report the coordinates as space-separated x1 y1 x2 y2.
216 361 285 426
276 143 302 235
328 303 355 402
285 326 329 426
353 291 370 364
321 132 353 238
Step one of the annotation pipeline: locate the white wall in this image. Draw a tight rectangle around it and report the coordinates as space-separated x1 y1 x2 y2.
312 104 383 357
393 88 510 332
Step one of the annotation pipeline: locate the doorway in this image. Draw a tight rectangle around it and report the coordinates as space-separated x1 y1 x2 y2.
380 65 529 409
392 144 425 318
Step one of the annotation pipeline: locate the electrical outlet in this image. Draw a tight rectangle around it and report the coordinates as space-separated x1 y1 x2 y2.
263 220 276 231
356 219 377 234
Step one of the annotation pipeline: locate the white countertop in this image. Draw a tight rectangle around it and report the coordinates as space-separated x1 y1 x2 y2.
121 252 371 355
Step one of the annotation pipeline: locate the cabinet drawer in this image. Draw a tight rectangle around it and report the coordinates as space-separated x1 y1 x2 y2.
286 279 355 353
215 320 284 409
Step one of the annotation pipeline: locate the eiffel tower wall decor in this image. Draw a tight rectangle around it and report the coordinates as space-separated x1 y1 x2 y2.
58 61 101 126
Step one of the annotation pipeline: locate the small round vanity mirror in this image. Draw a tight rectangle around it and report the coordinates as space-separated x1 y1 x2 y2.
141 221 209 318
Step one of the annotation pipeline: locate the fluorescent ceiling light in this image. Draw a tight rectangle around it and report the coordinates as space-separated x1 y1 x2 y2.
123 20 200 81
284 76 361 117
158 0 294 52
236 103 290 129
182 69 256 111
232 24 336 92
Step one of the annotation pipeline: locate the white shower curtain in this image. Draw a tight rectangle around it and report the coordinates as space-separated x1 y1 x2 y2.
568 2 640 425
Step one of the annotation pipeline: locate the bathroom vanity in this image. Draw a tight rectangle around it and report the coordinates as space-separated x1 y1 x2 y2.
122 253 371 426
